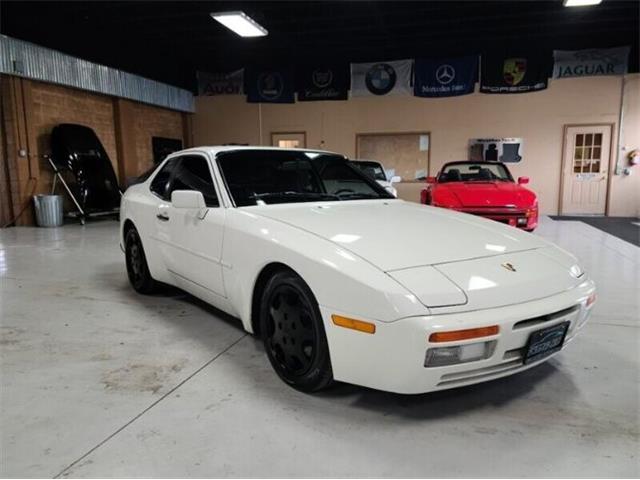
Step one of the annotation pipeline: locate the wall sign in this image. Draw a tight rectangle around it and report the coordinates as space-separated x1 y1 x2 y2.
553 46 630 78
197 70 243 96
297 64 349 101
351 59 413 97
480 52 549 94
414 56 478 97
469 138 524 163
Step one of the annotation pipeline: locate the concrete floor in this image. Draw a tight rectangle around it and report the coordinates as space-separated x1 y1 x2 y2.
0 217 638 478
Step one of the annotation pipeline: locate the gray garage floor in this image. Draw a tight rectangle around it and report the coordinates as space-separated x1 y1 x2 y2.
1 217 638 478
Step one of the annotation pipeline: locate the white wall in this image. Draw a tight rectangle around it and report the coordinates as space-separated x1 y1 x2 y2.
194 74 640 217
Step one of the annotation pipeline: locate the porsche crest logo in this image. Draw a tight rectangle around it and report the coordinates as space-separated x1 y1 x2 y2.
501 262 517 272
503 58 527 86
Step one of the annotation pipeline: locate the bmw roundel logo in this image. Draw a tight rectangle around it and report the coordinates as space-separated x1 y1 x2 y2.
365 63 397 95
257 72 284 100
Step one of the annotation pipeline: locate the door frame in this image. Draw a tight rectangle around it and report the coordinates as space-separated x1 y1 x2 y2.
271 131 307 148
355 131 432 178
558 123 615 216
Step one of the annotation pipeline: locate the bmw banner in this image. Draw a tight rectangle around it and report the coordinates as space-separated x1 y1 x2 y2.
480 52 550 94
414 56 478 97
245 67 295 103
553 46 630 78
297 64 349 101
351 59 413 97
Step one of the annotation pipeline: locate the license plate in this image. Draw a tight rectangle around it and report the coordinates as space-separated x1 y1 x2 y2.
523 321 570 365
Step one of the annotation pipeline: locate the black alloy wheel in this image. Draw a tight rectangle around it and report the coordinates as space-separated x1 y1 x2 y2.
125 227 157 294
260 270 333 392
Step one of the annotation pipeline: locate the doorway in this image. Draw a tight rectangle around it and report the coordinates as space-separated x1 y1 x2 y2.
560 125 612 215
271 132 306 149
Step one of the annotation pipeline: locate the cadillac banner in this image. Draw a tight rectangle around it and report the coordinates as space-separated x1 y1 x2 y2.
197 70 243 96
414 56 478 97
351 59 413 96
245 67 295 103
297 64 349 101
553 46 630 78
480 53 549 94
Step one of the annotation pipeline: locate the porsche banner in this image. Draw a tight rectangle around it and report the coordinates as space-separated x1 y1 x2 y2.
480 53 550 94
351 59 413 97
414 56 478 98
297 64 349 101
244 67 295 103
197 70 243 96
553 46 630 78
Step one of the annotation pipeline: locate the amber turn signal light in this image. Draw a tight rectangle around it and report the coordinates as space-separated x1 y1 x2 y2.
429 325 499 343
586 292 596 307
331 315 376 334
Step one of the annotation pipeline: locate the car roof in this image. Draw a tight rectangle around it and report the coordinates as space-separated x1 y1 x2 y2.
171 145 344 157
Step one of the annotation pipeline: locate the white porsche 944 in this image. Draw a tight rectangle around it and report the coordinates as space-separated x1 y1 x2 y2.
120 146 596 394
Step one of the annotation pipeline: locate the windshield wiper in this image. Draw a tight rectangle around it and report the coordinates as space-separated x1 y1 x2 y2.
336 192 383 199
252 191 340 202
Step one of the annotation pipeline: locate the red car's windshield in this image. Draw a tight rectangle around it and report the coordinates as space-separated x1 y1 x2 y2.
439 162 513 183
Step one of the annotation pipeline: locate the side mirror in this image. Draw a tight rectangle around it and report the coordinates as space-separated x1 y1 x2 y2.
389 175 402 184
426 176 437 184
518 176 530 185
172 190 206 209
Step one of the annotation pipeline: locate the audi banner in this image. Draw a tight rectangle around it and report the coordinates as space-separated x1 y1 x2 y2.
414 56 478 98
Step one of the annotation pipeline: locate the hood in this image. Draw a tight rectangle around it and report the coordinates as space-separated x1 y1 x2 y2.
435 182 536 208
250 200 547 271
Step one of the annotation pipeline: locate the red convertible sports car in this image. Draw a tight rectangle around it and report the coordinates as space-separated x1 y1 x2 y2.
421 161 538 231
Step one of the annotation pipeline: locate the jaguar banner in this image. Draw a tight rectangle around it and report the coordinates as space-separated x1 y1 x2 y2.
414 56 478 97
553 46 630 78
480 52 550 94
197 70 243 96
245 67 295 103
351 59 413 96
297 64 349 101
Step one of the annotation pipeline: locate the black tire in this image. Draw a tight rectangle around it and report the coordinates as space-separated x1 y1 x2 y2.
125 226 157 294
259 270 333 392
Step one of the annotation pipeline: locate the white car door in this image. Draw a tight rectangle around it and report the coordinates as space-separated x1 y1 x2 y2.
155 154 226 298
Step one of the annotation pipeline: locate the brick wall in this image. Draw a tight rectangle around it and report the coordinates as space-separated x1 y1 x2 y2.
1 75 191 226
31 81 118 194
131 101 184 178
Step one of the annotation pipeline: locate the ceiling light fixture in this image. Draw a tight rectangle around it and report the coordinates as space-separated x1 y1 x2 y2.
210 11 268 37
563 0 602 7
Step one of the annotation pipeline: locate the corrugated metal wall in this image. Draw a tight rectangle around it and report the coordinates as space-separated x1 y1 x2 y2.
0 35 194 112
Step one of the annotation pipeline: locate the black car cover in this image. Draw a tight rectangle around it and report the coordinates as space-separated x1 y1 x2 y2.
50 124 121 214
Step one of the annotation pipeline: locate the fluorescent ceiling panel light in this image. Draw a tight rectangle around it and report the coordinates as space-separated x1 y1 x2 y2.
563 0 602 6
210 11 268 37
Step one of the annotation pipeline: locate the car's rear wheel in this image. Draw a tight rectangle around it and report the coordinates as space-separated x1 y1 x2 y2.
125 226 157 294
259 270 333 392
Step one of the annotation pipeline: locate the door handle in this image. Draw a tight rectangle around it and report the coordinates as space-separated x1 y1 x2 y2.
156 212 169 221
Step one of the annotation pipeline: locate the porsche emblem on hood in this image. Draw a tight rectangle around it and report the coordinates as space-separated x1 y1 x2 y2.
501 262 517 272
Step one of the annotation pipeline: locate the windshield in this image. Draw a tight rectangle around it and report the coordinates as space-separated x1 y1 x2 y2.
217 150 394 206
351 161 387 182
439 162 513 183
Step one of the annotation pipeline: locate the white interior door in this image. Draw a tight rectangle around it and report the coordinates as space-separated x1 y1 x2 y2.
561 125 612 215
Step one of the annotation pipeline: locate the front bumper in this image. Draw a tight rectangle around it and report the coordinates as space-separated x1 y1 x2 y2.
322 279 594 394
457 206 538 230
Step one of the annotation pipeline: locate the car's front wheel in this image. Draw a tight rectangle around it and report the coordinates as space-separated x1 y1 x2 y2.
125 226 157 294
259 270 333 392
